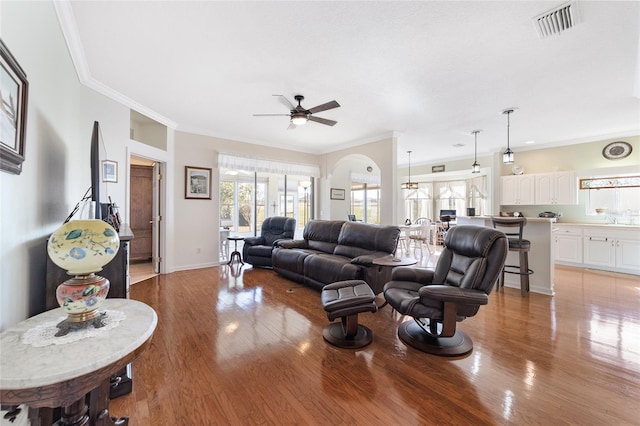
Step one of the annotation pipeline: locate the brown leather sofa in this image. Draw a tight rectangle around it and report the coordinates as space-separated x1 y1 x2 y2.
272 220 400 294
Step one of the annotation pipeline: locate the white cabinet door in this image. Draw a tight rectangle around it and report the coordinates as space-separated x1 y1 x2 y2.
555 226 582 264
616 238 640 271
583 236 615 267
535 172 577 205
518 175 535 205
501 176 518 205
535 174 554 205
555 235 582 263
502 175 535 205
554 172 577 205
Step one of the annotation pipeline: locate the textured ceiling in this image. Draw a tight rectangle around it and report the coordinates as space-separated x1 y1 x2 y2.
62 1 640 166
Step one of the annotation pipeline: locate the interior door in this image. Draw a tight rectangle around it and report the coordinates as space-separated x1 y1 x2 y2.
130 164 154 261
152 162 161 273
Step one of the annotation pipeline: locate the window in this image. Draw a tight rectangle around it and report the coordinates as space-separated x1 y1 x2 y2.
350 183 380 224
403 176 487 222
586 187 640 223
582 175 640 223
218 154 319 237
404 183 433 222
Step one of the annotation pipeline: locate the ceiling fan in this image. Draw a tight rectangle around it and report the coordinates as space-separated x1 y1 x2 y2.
253 94 340 128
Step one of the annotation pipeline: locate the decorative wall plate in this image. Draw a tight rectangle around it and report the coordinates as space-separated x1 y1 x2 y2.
512 165 524 175
602 141 632 160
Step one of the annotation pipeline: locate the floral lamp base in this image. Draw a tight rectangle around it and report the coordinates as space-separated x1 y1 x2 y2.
55 274 110 337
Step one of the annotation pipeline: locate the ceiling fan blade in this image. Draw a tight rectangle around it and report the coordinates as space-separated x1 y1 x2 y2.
287 122 297 130
273 94 295 110
308 100 340 114
308 116 337 126
253 113 291 117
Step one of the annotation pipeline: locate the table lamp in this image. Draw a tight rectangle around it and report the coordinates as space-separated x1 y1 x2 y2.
47 219 120 336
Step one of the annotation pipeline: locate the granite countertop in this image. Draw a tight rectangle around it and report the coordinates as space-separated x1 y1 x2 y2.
553 222 640 229
457 215 557 223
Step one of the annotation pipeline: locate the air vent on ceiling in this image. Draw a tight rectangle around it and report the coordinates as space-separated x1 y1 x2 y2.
533 1 579 39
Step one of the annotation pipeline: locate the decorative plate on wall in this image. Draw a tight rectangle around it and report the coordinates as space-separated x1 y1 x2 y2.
512 165 524 175
602 141 632 160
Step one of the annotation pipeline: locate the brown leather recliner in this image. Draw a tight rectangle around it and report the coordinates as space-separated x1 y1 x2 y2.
383 225 507 356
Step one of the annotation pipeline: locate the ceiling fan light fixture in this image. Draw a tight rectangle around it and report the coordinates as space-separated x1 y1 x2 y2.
291 113 308 126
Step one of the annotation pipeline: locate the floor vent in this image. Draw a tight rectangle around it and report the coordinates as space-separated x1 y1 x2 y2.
533 1 579 39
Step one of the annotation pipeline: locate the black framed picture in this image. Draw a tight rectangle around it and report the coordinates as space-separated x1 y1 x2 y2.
0 39 28 175
330 188 345 200
185 166 212 199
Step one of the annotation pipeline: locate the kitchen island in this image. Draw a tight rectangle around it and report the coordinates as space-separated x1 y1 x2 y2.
456 216 556 296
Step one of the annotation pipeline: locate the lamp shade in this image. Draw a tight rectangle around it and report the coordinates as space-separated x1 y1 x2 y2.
47 219 120 275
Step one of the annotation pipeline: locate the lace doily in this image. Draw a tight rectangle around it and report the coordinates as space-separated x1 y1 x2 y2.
22 310 126 347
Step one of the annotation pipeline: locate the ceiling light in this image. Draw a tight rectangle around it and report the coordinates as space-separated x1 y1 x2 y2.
291 112 308 126
401 150 418 190
502 108 517 164
471 130 481 173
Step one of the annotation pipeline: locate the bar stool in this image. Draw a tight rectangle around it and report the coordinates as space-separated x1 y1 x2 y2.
491 217 533 297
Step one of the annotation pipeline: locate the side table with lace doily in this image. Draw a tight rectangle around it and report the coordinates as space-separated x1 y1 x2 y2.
0 299 157 426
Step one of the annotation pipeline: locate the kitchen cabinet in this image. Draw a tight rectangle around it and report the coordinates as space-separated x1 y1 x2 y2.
535 171 577 205
554 226 582 264
501 175 535 205
582 227 640 273
554 224 640 274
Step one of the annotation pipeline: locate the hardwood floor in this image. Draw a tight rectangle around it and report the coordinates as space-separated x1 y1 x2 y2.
110 261 640 425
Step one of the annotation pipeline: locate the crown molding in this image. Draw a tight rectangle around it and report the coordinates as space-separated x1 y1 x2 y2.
53 1 177 129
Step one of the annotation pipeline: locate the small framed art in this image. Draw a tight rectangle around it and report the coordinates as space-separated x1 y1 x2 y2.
102 160 118 182
0 39 29 175
330 188 345 200
185 165 212 199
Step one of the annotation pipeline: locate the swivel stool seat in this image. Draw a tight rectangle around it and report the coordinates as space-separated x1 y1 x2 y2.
491 217 533 297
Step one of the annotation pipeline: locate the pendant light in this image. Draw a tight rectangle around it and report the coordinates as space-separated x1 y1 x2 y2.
401 150 418 190
471 130 481 173
502 108 516 164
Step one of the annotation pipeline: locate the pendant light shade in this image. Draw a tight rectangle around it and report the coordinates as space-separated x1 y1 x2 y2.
401 150 418 190
471 130 481 173
502 108 516 164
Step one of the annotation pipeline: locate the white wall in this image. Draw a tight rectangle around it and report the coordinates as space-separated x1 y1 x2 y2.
0 1 131 330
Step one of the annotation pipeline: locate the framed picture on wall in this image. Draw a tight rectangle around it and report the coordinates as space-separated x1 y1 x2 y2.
330 188 345 200
102 160 118 182
185 165 212 199
0 39 29 175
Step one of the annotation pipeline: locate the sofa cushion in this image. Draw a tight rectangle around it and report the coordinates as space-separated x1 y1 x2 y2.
303 220 345 253
272 248 310 276
334 222 400 257
303 253 362 286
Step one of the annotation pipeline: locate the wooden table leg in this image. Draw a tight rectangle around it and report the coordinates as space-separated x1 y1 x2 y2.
88 378 128 426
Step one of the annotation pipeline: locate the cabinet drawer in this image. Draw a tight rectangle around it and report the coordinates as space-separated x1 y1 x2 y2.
554 226 582 236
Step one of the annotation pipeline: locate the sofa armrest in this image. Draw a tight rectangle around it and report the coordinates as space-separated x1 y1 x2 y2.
272 238 293 247
275 239 308 249
418 285 489 306
350 254 378 266
243 236 265 247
